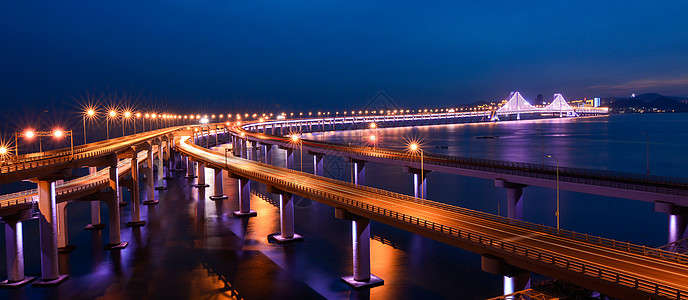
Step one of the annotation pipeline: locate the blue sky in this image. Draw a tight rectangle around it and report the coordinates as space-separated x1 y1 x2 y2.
1 1 687 112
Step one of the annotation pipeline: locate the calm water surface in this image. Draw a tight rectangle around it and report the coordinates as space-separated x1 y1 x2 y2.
0 113 686 299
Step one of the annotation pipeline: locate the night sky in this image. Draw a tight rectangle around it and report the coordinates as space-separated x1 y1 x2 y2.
1 1 687 114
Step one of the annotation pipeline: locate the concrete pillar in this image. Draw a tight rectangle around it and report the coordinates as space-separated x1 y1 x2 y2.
57 201 75 253
0 214 34 287
250 141 258 161
209 168 228 200
233 176 256 217
285 148 294 169
85 166 105 230
483 253 531 297
34 179 68 285
155 144 166 190
267 187 302 243
410 170 427 199
654 202 688 246
185 156 197 178
496 180 527 221
127 154 146 227
194 161 209 188
313 153 324 176
264 144 273 165
353 160 366 185
144 148 158 205
104 190 127 250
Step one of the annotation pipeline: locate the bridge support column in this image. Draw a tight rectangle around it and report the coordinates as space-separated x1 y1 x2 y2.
85 167 105 230
100 190 129 250
267 186 302 243
352 159 366 185
0 213 34 287
144 148 158 205
654 202 688 245
250 141 258 161
209 168 228 200
155 144 166 190
185 156 197 178
313 153 324 176
127 154 146 227
495 179 527 221
482 254 530 296
232 176 256 217
404 167 428 199
263 144 273 164
57 201 75 253
194 162 209 188
164 142 173 179
34 179 69 286
335 208 384 289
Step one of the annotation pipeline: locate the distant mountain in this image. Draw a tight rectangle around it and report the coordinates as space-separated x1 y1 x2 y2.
633 93 686 103
606 93 688 113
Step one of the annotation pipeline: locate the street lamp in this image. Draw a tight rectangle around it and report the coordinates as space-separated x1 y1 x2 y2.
642 132 649 176
107 110 117 140
135 113 141 133
290 134 303 172
83 108 96 144
122 111 131 136
409 142 424 199
547 154 560 230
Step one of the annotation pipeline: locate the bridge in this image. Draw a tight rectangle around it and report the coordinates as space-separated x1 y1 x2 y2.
2 109 686 299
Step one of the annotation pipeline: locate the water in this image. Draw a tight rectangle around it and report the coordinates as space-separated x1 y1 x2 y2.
0 113 686 299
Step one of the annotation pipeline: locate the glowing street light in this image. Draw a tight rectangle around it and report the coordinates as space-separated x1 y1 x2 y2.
83 108 97 144
122 111 132 136
408 142 424 199
547 154 560 230
290 134 303 172
106 110 117 140
369 123 377 129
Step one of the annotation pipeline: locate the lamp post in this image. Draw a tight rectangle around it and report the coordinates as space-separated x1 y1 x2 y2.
53 129 74 158
642 132 649 176
291 134 302 172
225 148 231 169
409 143 424 199
106 110 117 140
135 113 141 134
122 111 131 137
547 154 560 230
83 108 96 144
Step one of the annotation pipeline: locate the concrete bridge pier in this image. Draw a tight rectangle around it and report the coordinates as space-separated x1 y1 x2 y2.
185 156 197 178
209 168 228 200
311 152 324 176
495 179 527 221
0 212 34 287
349 158 366 185
194 161 209 188
34 178 69 286
404 167 428 199
127 154 146 227
482 254 531 296
335 208 384 289
155 143 166 190
104 191 128 250
143 148 159 205
267 186 302 243
263 144 273 164
250 141 259 161
232 176 256 217
654 202 688 244
85 166 105 230
57 201 75 253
